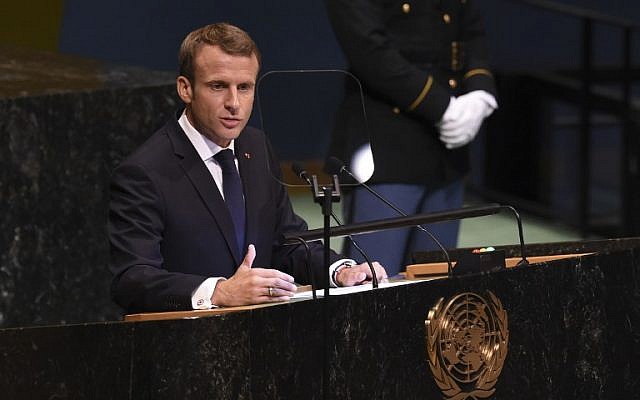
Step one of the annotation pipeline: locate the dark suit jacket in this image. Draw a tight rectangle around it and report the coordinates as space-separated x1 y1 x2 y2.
326 0 497 187
109 113 338 312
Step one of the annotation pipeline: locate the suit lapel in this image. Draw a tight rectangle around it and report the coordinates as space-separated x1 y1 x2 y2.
166 121 242 264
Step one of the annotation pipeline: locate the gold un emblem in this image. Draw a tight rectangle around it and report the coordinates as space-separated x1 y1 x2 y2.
425 291 509 399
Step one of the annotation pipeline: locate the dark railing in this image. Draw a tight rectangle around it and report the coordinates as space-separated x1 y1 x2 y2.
487 0 640 237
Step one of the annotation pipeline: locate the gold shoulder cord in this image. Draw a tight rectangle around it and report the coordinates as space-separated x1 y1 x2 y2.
407 75 434 112
463 68 493 80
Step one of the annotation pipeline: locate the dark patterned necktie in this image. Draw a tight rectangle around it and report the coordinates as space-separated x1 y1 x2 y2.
213 149 246 255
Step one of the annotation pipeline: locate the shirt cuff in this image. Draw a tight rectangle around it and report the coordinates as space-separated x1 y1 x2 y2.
329 259 355 287
191 277 225 309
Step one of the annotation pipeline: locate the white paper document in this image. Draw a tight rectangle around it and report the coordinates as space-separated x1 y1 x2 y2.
292 278 434 299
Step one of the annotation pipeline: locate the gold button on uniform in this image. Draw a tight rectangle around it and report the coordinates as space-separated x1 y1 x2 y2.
392 107 401 114
448 79 457 88
402 3 410 14
443 13 451 23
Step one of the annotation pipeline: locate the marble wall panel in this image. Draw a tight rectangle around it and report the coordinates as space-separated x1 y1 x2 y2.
0 78 179 327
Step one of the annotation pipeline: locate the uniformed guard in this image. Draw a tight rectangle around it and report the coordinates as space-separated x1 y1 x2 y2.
325 0 498 274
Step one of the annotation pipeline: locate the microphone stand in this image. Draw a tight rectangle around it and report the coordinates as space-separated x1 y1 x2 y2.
293 163 379 287
501 205 529 265
309 174 341 300
282 236 317 300
327 158 454 276
309 174 340 400
328 154 529 268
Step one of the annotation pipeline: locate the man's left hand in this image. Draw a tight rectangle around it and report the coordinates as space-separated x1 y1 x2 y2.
437 90 497 149
336 261 388 286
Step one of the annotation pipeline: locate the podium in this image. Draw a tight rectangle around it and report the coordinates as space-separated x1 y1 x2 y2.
1 238 639 399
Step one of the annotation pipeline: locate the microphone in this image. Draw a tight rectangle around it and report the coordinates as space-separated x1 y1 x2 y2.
292 162 312 185
325 157 529 269
325 157 454 276
291 163 379 288
329 212 379 287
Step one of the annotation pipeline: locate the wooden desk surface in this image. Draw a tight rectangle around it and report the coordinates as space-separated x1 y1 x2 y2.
405 253 590 279
124 297 312 322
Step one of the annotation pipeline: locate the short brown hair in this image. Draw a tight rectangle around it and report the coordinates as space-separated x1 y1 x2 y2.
178 22 261 81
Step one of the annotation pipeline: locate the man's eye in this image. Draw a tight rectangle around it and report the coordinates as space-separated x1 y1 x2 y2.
210 83 225 90
238 84 253 92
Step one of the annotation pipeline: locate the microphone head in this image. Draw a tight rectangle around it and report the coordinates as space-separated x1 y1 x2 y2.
291 162 312 184
291 162 306 179
325 156 345 175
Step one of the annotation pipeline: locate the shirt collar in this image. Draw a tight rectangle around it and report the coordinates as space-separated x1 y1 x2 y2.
178 110 235 161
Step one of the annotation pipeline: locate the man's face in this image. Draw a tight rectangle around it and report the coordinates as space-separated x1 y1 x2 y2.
177 45 259 147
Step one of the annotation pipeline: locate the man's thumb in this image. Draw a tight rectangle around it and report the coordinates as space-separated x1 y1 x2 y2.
240 244 256 269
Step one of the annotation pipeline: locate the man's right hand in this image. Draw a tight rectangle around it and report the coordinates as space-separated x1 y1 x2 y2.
211 244 297 307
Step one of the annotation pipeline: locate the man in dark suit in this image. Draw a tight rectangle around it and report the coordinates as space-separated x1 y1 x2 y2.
325 0 498 274
109 23 387 313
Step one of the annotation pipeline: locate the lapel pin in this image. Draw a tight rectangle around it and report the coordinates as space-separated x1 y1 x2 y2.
244 152 251 159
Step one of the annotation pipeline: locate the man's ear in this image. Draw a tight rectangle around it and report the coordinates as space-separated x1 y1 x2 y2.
176 76 193 104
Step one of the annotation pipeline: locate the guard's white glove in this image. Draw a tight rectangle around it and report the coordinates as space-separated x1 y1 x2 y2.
437 90 498 149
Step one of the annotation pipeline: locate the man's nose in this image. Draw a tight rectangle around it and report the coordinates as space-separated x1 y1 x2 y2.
225 88 239 112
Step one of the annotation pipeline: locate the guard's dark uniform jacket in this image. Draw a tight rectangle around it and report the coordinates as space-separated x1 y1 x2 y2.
325 0 497 186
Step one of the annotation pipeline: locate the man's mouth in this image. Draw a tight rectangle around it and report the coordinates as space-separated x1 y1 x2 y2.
220 117 241 129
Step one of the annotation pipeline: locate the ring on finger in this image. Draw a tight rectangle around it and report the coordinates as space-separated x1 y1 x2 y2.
268 287 274 297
